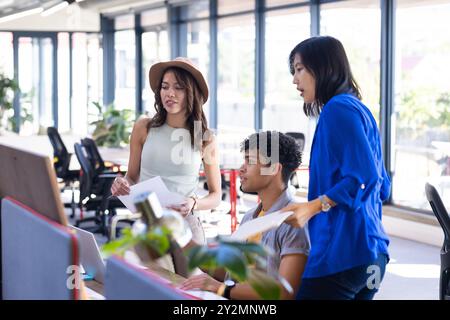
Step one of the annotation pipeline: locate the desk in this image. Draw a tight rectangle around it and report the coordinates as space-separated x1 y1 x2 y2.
84 261 224 300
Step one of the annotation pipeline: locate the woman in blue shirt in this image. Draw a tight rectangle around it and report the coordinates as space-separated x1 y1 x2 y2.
282 36 391 300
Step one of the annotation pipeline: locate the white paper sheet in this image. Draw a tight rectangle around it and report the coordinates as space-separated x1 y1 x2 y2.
117 176 185 213
229 210 294 241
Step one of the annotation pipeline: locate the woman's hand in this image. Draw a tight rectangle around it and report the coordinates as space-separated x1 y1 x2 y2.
168 197 196 217
110 175 131 196
179 272 222 293
282 200 320 228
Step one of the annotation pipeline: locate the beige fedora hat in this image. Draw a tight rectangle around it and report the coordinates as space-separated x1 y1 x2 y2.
149 57 209 102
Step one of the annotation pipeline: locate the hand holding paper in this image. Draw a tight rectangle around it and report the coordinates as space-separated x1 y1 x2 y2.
117 176 185 213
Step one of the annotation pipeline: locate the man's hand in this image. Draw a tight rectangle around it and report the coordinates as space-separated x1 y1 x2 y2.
179 272 222 293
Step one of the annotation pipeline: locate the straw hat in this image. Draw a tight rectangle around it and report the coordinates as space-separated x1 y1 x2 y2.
149 57 209 102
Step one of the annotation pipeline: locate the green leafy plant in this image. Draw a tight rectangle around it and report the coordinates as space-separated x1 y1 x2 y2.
187 237 284 300
0 73 18 132
102 228 285 300
102 225 172 258
89 101 134 148
0 73 34 133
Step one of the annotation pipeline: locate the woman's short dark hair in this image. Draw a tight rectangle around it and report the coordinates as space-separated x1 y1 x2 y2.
289 36 362 117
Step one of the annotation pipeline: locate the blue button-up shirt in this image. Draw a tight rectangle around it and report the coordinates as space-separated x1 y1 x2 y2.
303 93 390 278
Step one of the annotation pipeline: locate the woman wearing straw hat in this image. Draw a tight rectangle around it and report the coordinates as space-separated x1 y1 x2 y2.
111 57 221 245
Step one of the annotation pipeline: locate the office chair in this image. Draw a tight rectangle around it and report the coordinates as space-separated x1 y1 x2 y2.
47 127 79 218
80 137 126 175
285 132 305 188
81 137 134 239
285 132 305 153
425 183 450 300
74 142 124 238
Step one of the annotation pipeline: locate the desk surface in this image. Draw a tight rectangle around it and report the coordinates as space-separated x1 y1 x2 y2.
84 261 195 299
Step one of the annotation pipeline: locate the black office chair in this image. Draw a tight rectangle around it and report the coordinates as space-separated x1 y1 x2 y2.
425 183 450 300
285 132 305 188
74 142 124 238
285 132 305 153
81 137 125 175
47 127 79 218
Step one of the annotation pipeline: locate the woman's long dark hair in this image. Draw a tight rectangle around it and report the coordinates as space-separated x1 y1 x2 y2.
289 36 362 117
147 67 208 150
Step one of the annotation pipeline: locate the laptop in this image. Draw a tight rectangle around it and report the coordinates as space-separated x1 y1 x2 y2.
70 226 107 283
71 226 147 284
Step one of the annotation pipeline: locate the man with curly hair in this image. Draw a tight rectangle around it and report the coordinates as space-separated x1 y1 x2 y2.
181 131 310 299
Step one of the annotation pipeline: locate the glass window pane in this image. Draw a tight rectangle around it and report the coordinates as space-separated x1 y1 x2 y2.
187 20 210 124
264 7 313 165
87 34 103 128
141 7 167 27
218 0 254 16
17 37 53 135
320 0 381 124
114 14 135 30
72 33 88 135
183 0 209 19
58 32 70 133
217 14 255 167
393 0 450 211
114 30 135 111
0 32 13 78
142 29 169 115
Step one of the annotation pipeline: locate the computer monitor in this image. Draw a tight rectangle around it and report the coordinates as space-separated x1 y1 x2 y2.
0 143 67 225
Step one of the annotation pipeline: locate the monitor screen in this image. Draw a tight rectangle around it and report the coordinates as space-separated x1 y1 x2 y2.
0 143 67 225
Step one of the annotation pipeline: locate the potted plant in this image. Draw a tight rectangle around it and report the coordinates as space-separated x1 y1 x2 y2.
0 73 34 134
0 73 18 134
102 228 286 299
89 101 134 148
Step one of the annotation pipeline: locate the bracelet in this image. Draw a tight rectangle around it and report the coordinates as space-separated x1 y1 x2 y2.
216 283 226 297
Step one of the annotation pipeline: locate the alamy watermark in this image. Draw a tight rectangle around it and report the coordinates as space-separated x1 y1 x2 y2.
366 264 381 290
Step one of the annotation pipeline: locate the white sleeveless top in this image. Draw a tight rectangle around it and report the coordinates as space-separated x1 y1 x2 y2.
140 123 202 198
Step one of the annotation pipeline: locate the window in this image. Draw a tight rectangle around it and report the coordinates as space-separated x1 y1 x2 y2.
187 19 210 123
217 14 255 167
142 29 169 115
57 33 70 133
183 0 209 19
320 0 381 123
114 14 134 30
141 7 167 27
114 30 136 111
72 33 88 135
87 34 103 129
0 32 13 78
264 7 313 164
218 0 254 16
392 0 450 211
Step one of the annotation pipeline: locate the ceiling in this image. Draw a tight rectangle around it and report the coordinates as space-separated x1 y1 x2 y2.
0 0 174 18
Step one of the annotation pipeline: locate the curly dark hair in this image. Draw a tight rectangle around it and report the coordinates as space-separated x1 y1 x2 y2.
240 131 302 186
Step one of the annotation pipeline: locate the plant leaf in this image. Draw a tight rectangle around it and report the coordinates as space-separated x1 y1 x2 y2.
247 268 281 300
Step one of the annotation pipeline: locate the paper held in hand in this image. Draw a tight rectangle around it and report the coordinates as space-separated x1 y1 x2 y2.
229 210 295 241
117 176 185 213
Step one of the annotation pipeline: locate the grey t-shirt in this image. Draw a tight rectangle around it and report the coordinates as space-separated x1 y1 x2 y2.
240 189 310 276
